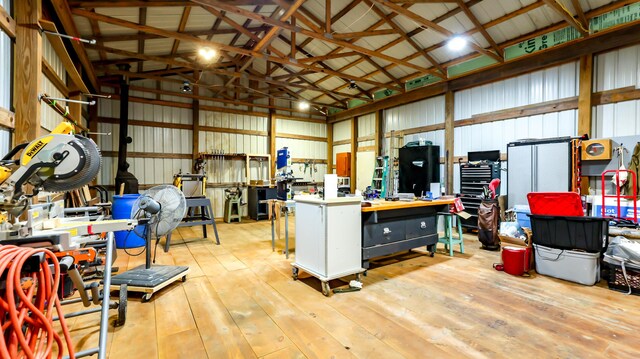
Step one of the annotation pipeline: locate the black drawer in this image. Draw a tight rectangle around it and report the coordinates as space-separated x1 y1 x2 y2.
363 221 406 247
405 217 436 239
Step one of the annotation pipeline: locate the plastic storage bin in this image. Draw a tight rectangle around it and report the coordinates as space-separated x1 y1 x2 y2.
606 262 640 295
528 215 608 253
514 205 531 229
113 194 146 249
533 244 601 285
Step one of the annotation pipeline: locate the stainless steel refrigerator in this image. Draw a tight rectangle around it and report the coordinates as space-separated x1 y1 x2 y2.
507 138 573 208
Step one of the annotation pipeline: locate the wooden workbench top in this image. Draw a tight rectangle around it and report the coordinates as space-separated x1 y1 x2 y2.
361 198 455 212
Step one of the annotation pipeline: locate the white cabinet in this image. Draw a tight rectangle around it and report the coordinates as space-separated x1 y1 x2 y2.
293 196 363 295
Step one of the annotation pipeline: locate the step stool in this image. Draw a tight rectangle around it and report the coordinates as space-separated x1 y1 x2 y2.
437 212 464 256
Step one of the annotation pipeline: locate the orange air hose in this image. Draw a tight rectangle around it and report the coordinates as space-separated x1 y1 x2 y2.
0 245 75 359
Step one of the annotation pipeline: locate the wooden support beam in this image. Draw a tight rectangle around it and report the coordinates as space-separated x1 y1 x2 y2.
276 133 327 142
332 139 352 146
578 54 593 137
0 107 15 129
193 1 432 78
326 0 331 33
102 151 192 159
193 82 200 160
137 7 147 73
542 0 589 35
350 117 358 192
0 3 16 38
291 16 296 58
444 90 454 194
570 0 588 30
332 29 398 39
269 104 276 178
456 0 502 59
42 58 70 97
372 0 502 62
15 0 42 144
49 0 99 91
40 20 90 94
375 109 382 156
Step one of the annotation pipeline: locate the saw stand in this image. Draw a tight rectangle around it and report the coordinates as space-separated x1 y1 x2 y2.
110 219 189 302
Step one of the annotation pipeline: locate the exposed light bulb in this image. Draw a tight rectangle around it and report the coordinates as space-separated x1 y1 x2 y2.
447 36 467 51
299 101 310 110
198 47 216 61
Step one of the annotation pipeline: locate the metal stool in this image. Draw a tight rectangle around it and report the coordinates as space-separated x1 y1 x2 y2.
165 196 220 252
437 212 464 256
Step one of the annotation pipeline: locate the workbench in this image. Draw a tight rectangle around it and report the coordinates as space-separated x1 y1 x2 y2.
361 199 455 268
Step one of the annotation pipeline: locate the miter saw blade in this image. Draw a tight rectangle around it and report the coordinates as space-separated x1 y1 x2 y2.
42 136 102 192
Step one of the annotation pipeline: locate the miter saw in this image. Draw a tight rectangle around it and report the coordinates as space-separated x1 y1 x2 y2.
0 121 101 216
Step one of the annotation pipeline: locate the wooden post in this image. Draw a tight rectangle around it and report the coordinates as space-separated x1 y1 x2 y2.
269 102 276 178
192 99 200 159
88 100 98 142
445 90 454 194
326 120 333 174
192 77 200 160
375 109 383 156
14 0 42 144
350 116 357 193
578 54 593 137
578 54 593 194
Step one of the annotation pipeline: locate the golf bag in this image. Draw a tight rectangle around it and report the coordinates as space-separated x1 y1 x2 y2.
478 199 500 250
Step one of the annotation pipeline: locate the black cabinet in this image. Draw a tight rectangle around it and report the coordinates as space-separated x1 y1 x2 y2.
458 161 501 229
248 187 277 220
361 205 442 268
399 145 440 196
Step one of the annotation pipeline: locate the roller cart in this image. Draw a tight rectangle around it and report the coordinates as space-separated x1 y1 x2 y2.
292 263 364 297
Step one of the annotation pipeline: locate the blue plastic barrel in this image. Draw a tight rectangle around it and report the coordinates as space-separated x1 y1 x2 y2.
113 194 146 248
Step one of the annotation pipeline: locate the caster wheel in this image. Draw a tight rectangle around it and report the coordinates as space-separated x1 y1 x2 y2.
292 267 299 281
181 275 187 282
321 282 330 297
429 252 435 257
363 271 368 277
115 284 127 327
142 293 152 303
355 273 362 282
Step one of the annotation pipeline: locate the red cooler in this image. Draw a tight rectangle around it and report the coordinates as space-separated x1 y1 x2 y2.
501 246 531 276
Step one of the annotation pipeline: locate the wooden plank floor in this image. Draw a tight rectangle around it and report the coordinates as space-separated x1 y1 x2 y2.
60 219 640 358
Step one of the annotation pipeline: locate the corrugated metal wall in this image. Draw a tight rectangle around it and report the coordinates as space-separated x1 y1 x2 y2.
455 62 579 119
200 111 268 218
96 94 324 217
594 44 640 138
358 113 376 148
96 98 192 188
0 24 10 154
276 118 327 183
41 36 67 132
332 119 351 170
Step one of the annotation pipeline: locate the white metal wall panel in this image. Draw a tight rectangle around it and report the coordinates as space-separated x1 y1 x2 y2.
454 110 577 157
99 98 192 124
454 62 579 120
384 95 445 132
276 118 327 137
333 144 350 165
332 120 351 141
358 113 376 137
0 30 11 110
595 44 640 92
41 76 65 132
42 36 66 81
0 129 10 155
594 101 640 138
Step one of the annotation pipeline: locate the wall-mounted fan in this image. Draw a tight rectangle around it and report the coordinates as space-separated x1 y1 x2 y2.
111 185 189 302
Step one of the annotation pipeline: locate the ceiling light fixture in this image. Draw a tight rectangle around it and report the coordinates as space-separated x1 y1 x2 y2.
198 47 217 61
299 101 310 111
181 81 192 93
348 80 357 90
447 36 467 51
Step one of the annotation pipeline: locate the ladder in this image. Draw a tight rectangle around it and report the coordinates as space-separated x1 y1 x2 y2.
371 156 389 198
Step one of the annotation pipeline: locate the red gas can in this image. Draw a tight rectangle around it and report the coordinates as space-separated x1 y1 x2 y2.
501 246 531 276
